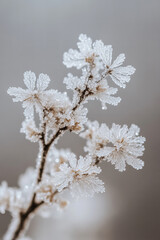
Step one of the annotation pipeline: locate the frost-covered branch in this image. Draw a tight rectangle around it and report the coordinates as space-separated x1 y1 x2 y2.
0 34 145 240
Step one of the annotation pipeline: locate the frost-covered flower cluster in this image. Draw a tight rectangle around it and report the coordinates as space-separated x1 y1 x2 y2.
52 152 105 197
63 34 135 109
0 34 145 240
81 121 145 172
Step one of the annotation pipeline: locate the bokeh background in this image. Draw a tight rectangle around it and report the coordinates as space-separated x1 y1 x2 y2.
0 0 160 239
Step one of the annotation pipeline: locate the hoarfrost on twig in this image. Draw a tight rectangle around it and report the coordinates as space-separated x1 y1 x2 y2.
0 34 145 240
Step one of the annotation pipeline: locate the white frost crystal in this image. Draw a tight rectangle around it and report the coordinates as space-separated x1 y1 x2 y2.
107 124 145 171
81 121 145 172
53 152 105 197
87 79 121 109
36 175 56 204
7 71 52 118
63 34 135 110
67 105 88 133
2 34 145 239
94 40 136 88
20 119 40 142
63 34 100 70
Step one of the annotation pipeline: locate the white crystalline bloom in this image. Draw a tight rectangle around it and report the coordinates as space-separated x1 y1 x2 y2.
36 175 56 204
43 90 71 130
7 71 72 130
87 79 121 109
80 121 114 160
20 119 40 142
106 124 145 171
80 120 99 153
81 122 145 172
63 35 135 89
63 73 86 91
53 153 105 198
36 175 69 212
36 177 55 204
63 34 102 70
67 105 88 133
94 40 136 88
64 70 121 110
63 34 135 110
7 71 51 118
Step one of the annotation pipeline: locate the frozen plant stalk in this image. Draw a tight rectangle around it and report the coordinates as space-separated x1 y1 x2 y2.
0 34 145 240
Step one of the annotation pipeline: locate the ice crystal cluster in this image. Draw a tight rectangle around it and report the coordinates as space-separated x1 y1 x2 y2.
0 34 145 240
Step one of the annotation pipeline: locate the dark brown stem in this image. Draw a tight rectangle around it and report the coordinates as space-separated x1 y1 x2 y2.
7 127 69 240
72 73 93 111
37 144 49 183
11 198 43 240
47 126 68 149
72 87 89 111
6 71 93 240
7 133 49 240
94 156 104 166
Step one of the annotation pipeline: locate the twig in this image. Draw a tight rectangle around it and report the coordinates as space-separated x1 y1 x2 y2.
7 74 92 240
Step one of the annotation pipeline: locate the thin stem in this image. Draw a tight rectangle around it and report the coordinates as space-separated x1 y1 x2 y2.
5 68 95 240
47 126 68 150
5 128 71 240
11 198 43 240
37 143 49 183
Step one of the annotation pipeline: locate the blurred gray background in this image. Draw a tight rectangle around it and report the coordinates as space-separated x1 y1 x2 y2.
0 0 160 239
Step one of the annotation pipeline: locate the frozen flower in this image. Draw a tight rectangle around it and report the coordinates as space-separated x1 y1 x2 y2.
43 91 71 131
94 40 135 88
36 174 68 210
20 119 40 142
64 71 121 110
106 124 145 171
64 52 121 110
80 121 113 159
67 105 88 133
7 71 51 118
81 122 145 172
63 73 86 91
63 34 101 70
36 175 57 205
63 69 91 108
53 153 105 198
63 35 135 88
2 34 145 240
87 79 121 109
